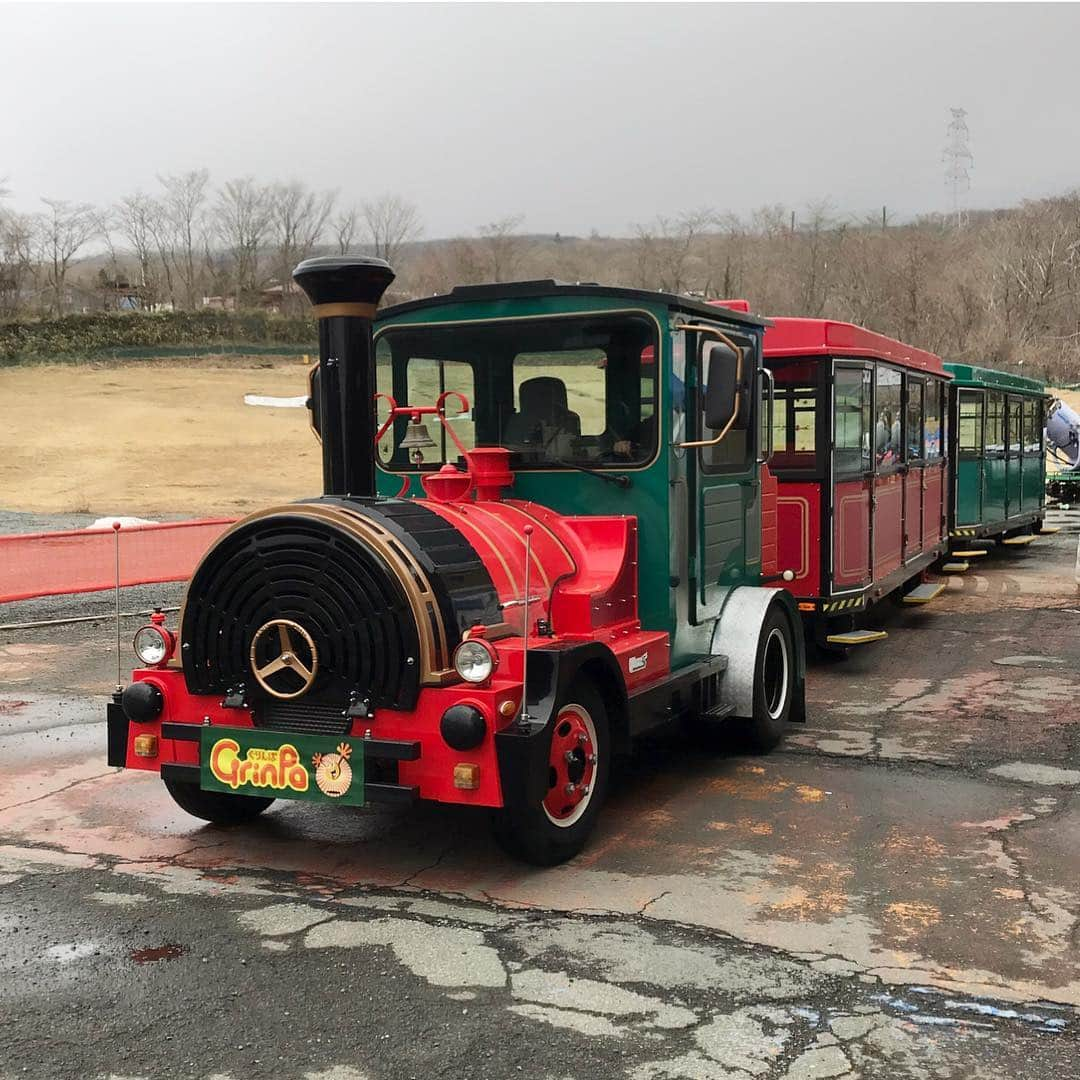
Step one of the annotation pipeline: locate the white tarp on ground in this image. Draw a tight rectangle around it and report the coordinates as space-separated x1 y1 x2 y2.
244 394 308 408
88 517 159 530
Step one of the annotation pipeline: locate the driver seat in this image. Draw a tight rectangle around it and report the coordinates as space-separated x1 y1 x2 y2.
503 377 581 450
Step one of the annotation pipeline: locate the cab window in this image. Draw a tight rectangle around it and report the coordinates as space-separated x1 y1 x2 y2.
375 314 658 471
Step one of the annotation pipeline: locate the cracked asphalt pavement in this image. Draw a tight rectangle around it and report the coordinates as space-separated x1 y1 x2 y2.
2 518 1080 1079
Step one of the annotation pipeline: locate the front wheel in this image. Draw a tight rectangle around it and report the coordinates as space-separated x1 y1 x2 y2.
163 776 274 825
491 679 610 866
737 605 796 753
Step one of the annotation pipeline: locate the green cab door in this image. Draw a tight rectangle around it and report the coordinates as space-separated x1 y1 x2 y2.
1005 396 1023 520
682 325 762 625
955 389 984 526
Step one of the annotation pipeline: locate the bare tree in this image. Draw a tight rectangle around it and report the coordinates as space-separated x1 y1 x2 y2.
0 210 36 316
36 198 98 315
270 182 334 313
160 169 209 309
363 194 422 266
478 214 526 282
214 177 273 307
630 209 715 293
332 206 360 255
798 200 844 317
115 192 165 307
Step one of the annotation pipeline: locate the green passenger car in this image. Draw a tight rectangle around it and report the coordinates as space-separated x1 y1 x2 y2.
945 362 1048 540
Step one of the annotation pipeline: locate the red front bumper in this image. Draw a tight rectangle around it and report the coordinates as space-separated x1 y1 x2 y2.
110 668 525 808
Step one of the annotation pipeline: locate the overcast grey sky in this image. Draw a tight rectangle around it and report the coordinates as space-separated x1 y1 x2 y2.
3 2 1079 237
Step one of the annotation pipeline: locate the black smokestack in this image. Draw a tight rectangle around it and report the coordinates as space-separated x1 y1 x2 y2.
293 255 395 498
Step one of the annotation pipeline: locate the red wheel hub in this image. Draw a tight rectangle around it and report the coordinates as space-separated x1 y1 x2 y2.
543 705 597 825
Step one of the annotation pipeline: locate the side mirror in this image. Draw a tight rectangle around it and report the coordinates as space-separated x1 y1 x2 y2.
307 364 322 441
703 342 742 431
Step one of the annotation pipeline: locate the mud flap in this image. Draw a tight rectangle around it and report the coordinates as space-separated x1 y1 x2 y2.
709 587 806 723
493 641 626 808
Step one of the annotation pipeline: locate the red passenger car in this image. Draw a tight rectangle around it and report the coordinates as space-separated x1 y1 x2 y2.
759 317 950 648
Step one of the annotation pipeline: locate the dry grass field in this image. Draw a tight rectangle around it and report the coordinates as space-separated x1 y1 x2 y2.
0 358 319 516
0 355 1074 517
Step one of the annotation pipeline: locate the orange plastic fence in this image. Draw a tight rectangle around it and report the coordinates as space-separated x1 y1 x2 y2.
0 519 236 604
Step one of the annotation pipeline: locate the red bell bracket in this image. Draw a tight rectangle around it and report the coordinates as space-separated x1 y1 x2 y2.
374 391 471 461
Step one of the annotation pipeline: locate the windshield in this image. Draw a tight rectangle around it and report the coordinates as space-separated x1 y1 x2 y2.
375 313 659 471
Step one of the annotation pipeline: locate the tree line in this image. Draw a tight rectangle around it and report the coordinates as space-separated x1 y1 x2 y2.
2 174 1079 382
0 172 423 318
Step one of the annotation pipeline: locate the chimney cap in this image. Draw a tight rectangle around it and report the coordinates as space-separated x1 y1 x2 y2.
292 255 395 308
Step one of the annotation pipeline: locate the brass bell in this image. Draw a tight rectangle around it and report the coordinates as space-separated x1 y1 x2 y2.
398 421 437 452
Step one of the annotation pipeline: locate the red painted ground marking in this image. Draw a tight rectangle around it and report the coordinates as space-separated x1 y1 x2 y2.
130 943 185 964
0 700 29 714
0 519 235 604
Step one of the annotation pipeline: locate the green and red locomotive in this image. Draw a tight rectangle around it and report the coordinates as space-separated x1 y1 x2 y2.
108 257 805 864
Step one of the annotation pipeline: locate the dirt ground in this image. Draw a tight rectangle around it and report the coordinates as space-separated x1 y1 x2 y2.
1 520 1080 1078
0 357 319 517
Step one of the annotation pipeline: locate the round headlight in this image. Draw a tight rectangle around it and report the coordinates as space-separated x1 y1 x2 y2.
133 625 171 666
453 640 496 684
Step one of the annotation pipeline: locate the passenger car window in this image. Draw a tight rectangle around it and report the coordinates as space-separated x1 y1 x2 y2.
834 367 871 476
875 366 902 470
986 393 1005 452
1008 397 1022 455
1023 399 1042 454
906 378 924 461
958 390 983 452
924 383 942 460
770 386 817 471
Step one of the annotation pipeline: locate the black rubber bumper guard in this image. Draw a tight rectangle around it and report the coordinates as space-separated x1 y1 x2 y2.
151 721 420 805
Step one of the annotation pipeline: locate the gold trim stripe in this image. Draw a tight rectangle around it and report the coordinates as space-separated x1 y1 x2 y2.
179 502 454 686
312 302 377 320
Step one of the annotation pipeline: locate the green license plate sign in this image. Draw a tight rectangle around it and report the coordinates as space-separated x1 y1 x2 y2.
200 727 365 806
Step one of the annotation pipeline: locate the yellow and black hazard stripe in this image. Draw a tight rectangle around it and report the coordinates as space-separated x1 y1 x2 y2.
949 528 977 537
821 596 865 613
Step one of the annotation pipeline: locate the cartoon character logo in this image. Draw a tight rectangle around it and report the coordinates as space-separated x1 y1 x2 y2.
312 742 354 798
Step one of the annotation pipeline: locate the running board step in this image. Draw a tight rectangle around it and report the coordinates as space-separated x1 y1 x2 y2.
941 561 970 573
951 549 988 558
826 629 888 646
903 582 946 605
700 702 736 722
1038 525 1061 535
1001 534 1037 546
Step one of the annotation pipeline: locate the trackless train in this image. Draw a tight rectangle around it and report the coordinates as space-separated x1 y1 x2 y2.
106 258 1048 863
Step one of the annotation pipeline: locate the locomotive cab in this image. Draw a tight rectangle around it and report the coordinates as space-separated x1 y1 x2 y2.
107 258 804 865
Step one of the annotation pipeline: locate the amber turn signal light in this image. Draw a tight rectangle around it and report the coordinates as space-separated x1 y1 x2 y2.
453 763 480 790
133 734 159 758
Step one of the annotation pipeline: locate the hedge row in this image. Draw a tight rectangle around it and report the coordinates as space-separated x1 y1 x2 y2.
0 311 316 361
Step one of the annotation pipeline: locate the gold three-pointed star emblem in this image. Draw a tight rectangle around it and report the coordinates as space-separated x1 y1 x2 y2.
249 618 319 699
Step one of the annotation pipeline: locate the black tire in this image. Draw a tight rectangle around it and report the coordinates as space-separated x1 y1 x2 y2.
491 679 610 866
163 776 274 825
737 605 796 754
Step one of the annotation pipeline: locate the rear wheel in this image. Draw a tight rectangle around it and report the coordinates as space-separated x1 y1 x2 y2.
491 679 610 866
737 606 796 753
163 776 274 825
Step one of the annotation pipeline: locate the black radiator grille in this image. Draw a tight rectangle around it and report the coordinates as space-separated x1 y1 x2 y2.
255 700 352 738
181 512 421 708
